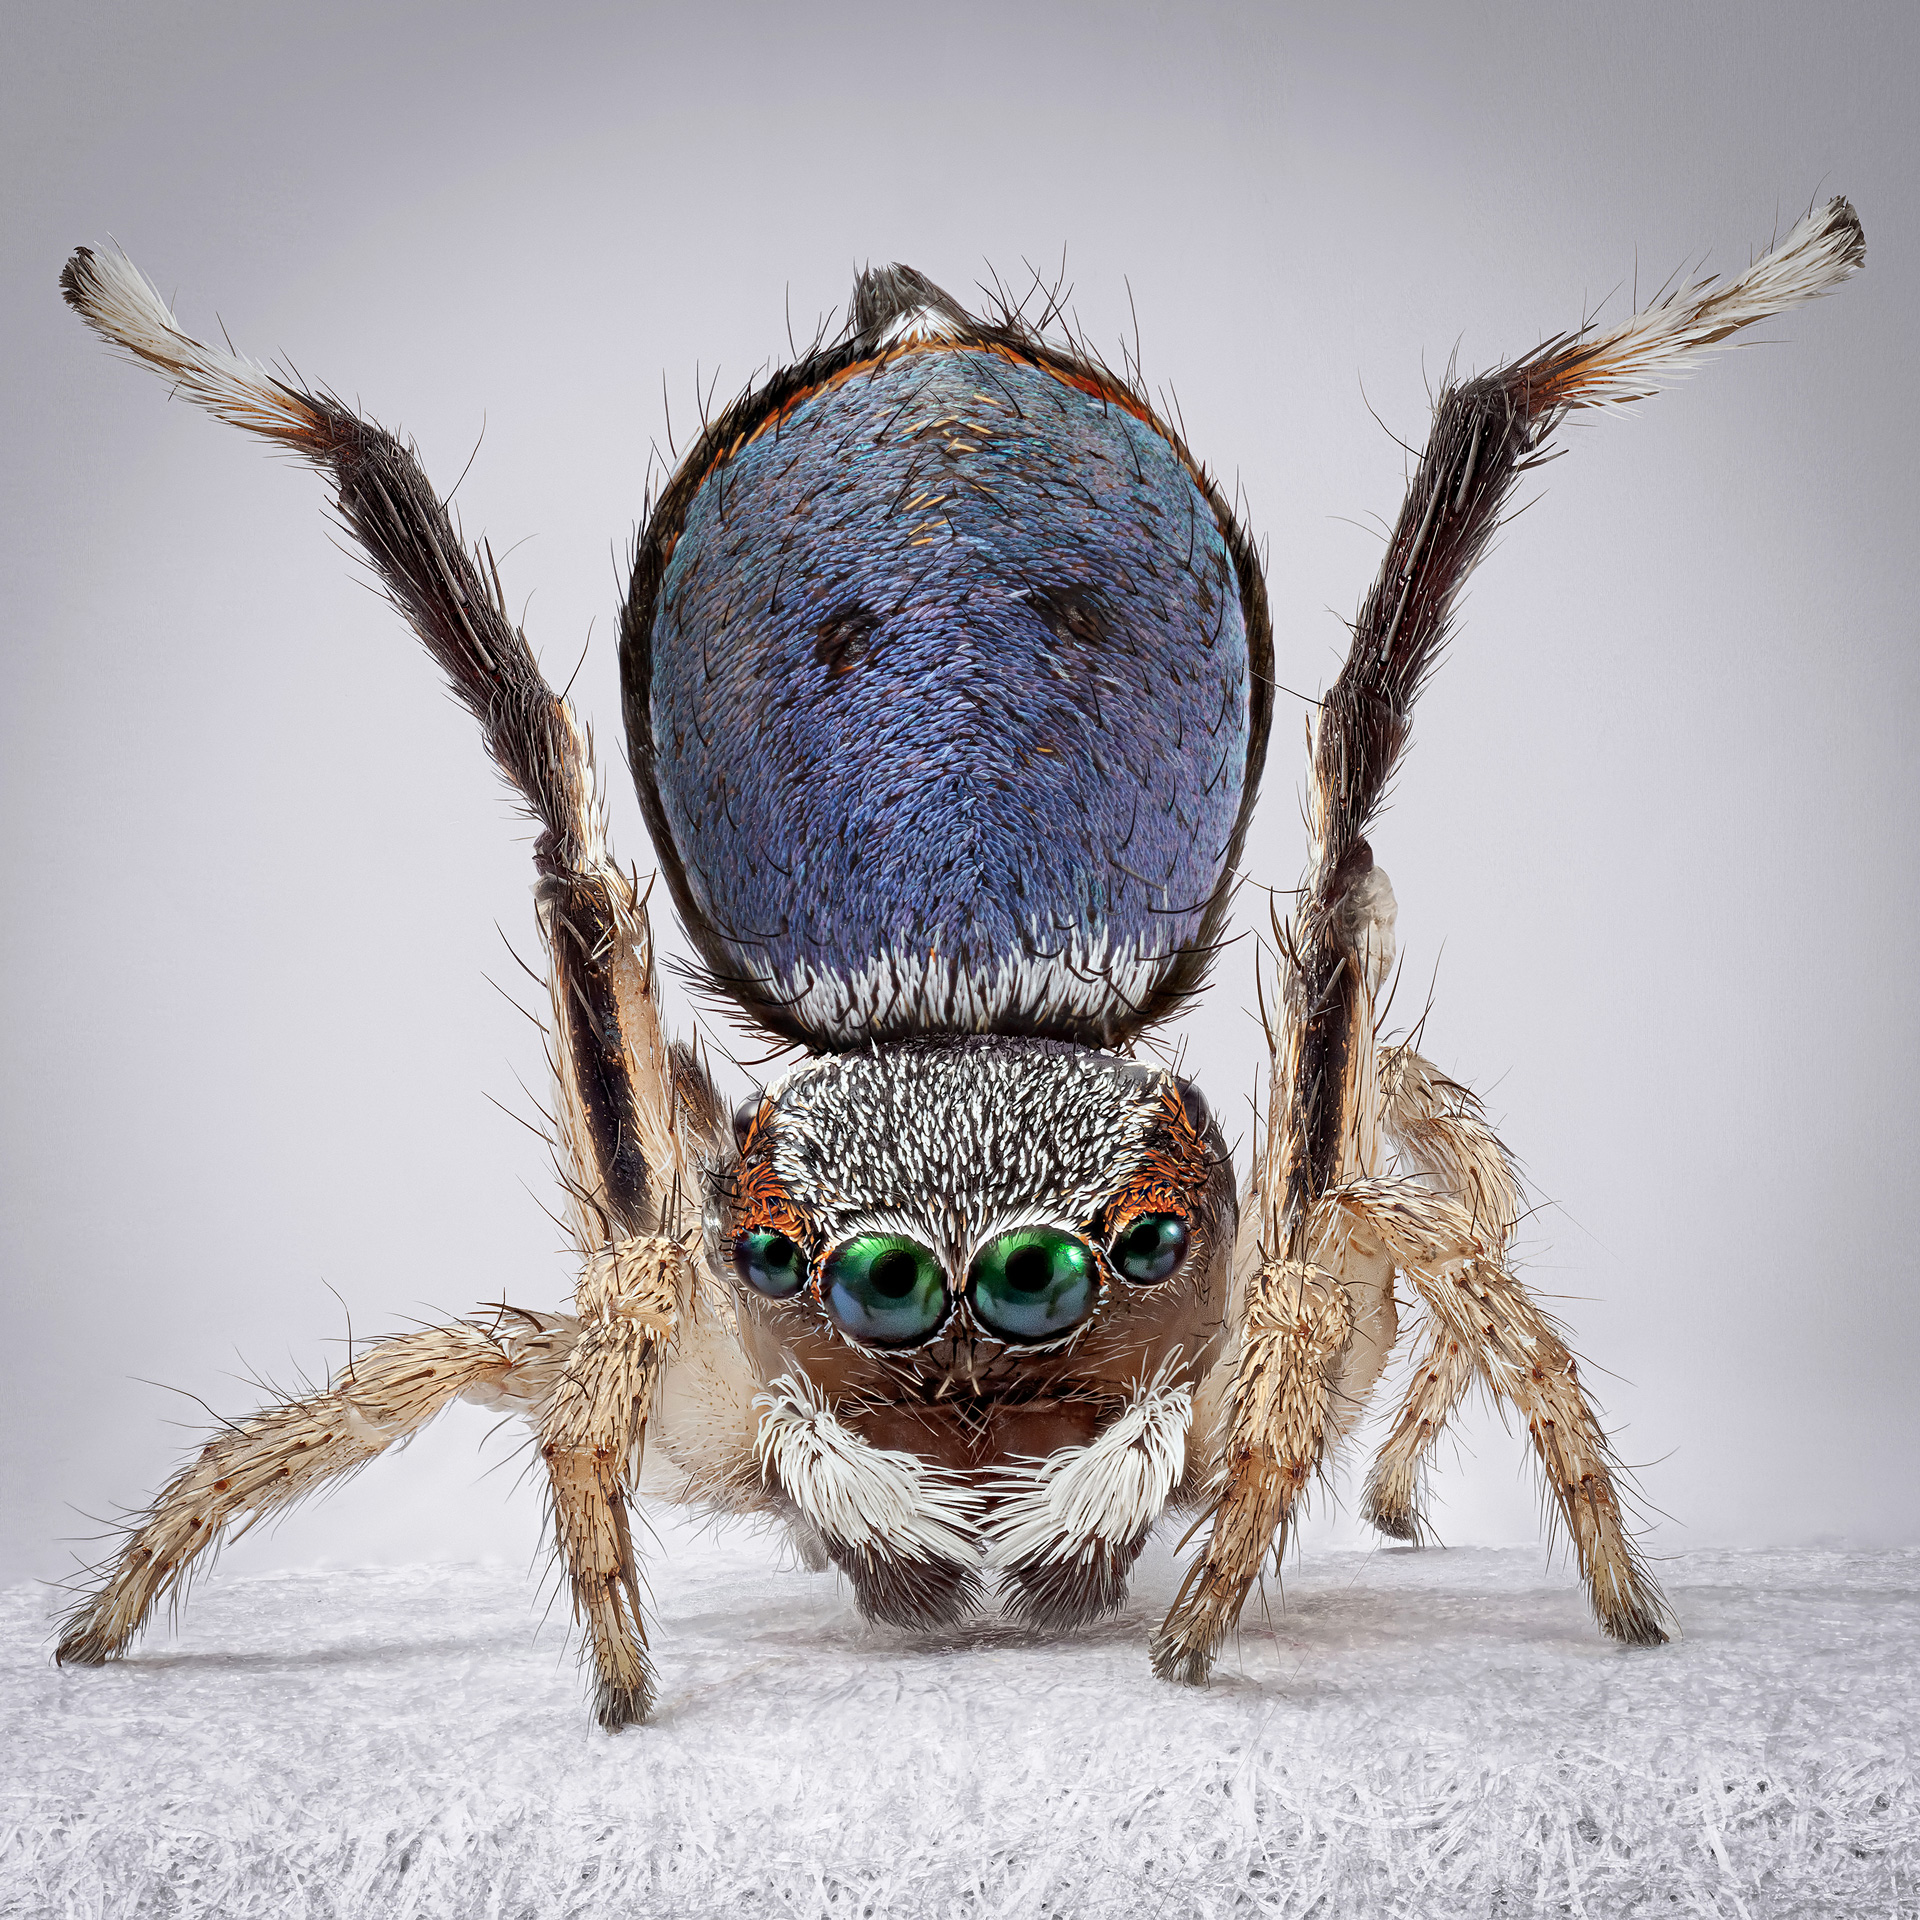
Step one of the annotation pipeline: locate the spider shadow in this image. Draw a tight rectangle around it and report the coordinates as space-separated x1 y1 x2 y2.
89 1630 526 1676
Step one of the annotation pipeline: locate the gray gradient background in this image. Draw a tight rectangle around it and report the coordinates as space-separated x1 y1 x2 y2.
3 2 1915 1594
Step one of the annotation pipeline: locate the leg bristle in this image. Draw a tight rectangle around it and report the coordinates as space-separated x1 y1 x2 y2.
1359 1488 1423 1544
1148 1628 1215 1687
594 1677 655 1731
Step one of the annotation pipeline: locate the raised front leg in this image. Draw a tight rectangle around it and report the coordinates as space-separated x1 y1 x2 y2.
1150 203 1860 1687
60 248 718 1724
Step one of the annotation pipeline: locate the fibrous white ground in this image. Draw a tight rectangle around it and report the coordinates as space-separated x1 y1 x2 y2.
4 1512 1915 1918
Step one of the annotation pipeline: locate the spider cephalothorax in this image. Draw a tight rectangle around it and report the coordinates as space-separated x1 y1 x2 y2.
721 1039 1235 1456
52 200 1863 1726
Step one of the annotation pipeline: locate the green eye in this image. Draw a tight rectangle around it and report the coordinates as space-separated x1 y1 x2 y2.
1111 1213 1190 1284
969 1228 1098 1343
735 1228 806 1299
822 1235 948 1347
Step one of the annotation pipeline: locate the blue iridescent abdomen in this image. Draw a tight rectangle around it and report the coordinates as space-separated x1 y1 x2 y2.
622 298 1270 1050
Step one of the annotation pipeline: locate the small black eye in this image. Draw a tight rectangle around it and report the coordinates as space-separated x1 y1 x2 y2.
733 1097 762 1153
1176 1079 1210 1135
735 1228 806 1298
1111 1213 1190 1285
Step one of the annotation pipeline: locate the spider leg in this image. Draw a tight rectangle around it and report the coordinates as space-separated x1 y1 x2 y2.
1325 1177 1671 1645
1159 201 1864 1667
59 249 731 1725
1360 1045 1523 1541
55 1318 526 1666
1151 1258 1354 1682
536 1236 686 1726
1358 1315 1474 1544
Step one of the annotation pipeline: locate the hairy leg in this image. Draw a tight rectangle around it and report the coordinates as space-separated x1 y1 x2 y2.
1151 201 1860 1683
60 251 715 1724
538 1236 685 1726
1328 1178 1670 1644
1149 1260 1354 1683
57 1319 523 1666
1361 1045 1521 1540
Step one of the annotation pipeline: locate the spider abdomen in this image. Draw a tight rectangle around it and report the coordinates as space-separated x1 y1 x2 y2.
626 312 1271 1049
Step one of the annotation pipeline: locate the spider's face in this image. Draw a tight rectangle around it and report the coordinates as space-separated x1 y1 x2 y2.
712 1036 1235 1391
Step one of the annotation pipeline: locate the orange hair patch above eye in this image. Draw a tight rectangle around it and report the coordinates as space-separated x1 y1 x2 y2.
733 1104 811 1246
1097 1085 1213 1239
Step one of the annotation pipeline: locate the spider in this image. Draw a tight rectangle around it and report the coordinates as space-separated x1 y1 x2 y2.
53 200 1863 1728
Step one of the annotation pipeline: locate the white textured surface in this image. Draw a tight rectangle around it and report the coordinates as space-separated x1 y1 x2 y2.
4 1513 1917 1918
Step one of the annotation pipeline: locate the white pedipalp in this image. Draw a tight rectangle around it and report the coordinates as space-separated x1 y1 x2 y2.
988 1367 1193 1571
753 1374 981 1563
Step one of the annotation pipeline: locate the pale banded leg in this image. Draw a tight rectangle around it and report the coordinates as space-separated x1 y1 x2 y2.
1360 1320 1475 1544
755 1376 984 1627
1326 1178 1670 1644
1361 1045 1521 1541
1144 201 1864 1685
989 1369 1192 1630
537 1236 685 1726
60 250 711 1726
1150 1260 1354 1683
56 1318 532 1667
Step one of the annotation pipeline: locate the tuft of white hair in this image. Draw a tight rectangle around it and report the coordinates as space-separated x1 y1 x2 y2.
988 1369 1193 1570
1544 196 1865 408
59 245 323 445
754 1375 981 1562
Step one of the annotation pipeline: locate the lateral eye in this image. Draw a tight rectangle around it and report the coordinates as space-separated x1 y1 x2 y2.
822 1235 948 1347
1111 1213 1190 1284
969 1228 1098 1343
735 1228 807 1299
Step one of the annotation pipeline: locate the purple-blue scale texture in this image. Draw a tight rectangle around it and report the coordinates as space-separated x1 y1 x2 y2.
642 349 1253 1048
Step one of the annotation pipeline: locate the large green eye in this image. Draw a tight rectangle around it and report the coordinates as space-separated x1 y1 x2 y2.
735 1228 807 1299
969 1228 1098 1343
1111 1213 1190 1284
822 1235 948 1347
